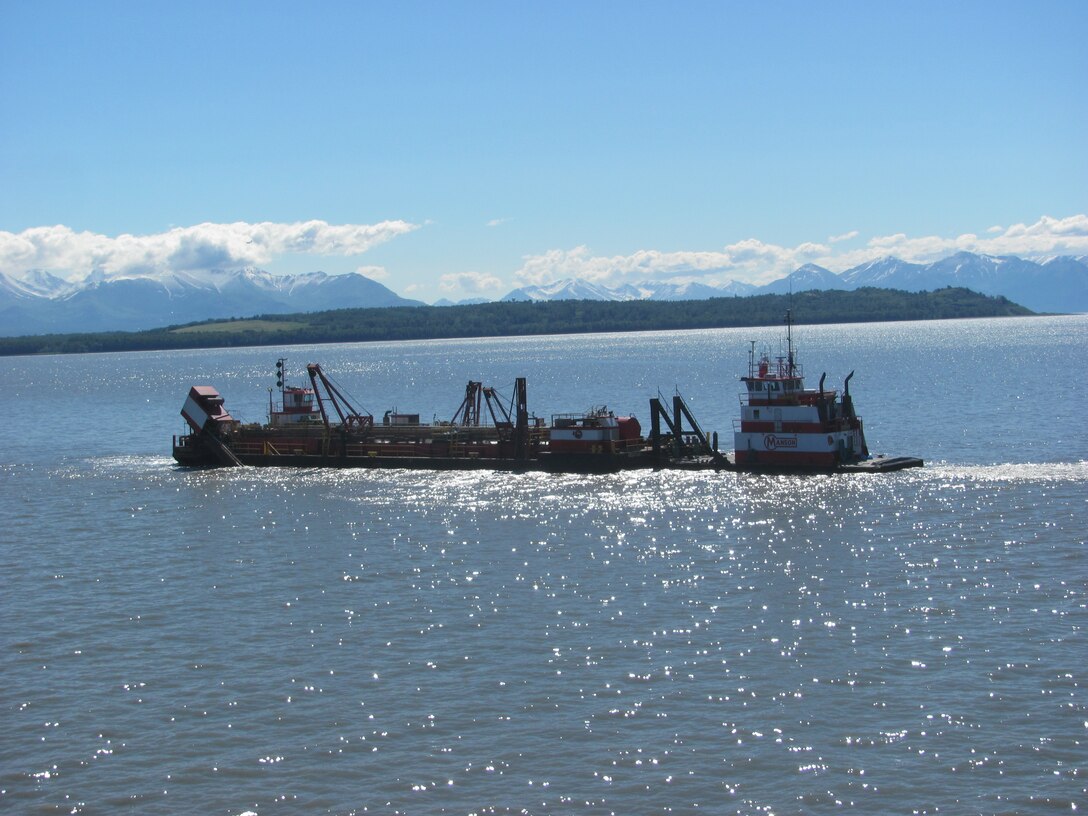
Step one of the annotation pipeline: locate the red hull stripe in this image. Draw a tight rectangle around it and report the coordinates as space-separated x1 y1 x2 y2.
740 422 837 434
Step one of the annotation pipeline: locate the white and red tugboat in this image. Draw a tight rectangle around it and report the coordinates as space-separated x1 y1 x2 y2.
733 311 872 470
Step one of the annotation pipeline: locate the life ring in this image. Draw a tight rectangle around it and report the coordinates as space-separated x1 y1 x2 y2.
573 429 583 439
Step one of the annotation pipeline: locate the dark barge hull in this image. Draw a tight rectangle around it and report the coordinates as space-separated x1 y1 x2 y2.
173 437 921 474
175 438 685 473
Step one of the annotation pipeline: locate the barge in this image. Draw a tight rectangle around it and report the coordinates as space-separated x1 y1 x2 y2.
172 318 922 474
174 364 665 473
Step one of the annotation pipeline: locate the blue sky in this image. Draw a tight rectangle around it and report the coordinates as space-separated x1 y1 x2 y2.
2 1 1086 302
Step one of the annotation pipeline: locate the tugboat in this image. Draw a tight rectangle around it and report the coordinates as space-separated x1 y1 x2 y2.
733 310 870 470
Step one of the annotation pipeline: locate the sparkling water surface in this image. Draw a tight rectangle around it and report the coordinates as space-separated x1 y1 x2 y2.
1 316 1085 814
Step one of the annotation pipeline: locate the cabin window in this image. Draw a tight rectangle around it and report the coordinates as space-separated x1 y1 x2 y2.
753 410 760 418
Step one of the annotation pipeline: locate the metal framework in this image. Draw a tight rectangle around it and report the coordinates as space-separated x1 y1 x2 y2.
648 392 721 463
452 380 520 429
306 363 373 432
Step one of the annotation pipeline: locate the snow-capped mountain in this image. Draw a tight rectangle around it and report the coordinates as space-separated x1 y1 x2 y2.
619 280 745 301
839 257 926 287
0 269 77 299
716 279 760 297
501 278 758 303
501 278 633 302
759 264 847 295
0 268 423 336
836 252 1086 311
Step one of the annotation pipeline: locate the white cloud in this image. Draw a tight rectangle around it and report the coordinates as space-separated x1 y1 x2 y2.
833 214 1088 269
514 239 830 288
0 219 419 281
356 264 389 280
512 214 1088 288
440 270 503 294
486 218 510 228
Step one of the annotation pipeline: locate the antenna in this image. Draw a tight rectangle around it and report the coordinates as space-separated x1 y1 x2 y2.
272 358 286 422
784 308 795 377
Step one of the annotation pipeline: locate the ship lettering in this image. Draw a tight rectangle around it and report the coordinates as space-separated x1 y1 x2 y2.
763 434 798 450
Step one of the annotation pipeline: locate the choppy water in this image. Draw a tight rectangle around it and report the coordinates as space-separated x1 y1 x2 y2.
1 316 1085 814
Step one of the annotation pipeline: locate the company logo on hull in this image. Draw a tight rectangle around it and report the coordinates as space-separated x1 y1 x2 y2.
763 434 798 450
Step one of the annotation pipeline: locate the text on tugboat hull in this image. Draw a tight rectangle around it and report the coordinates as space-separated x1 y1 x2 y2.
763 434 798 450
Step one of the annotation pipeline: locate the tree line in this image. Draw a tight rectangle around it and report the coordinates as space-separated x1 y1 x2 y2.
0 287 1033 357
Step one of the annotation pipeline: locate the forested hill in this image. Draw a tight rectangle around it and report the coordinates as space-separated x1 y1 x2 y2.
0 287 1034 356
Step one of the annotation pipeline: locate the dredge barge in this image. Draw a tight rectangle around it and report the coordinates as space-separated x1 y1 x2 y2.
173 318 922 474
174 364 683 473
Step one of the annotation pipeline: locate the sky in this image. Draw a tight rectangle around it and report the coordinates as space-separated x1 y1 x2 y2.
1 0 1086 303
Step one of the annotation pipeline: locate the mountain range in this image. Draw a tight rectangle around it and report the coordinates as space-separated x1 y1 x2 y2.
500 252 1088 314
0 267 423 336
1 251 1085 336
500 277 754 303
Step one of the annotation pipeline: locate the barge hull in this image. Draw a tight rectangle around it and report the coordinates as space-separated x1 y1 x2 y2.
174 438 919 474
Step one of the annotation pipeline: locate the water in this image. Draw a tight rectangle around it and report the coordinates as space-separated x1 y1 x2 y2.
1 316 1085 815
